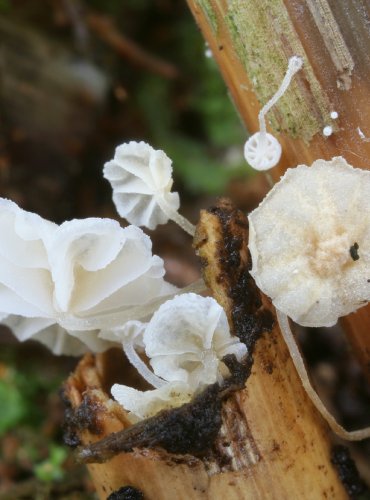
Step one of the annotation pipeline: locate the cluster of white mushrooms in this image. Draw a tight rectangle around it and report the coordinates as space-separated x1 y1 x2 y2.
1 55 369 438
0 143 246 421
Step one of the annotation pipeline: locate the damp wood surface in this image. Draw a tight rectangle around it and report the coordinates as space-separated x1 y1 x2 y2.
186 0 370 375
63 200 348 499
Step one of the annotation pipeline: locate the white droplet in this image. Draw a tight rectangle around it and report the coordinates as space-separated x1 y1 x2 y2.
323 126 333 137
330 111 338 120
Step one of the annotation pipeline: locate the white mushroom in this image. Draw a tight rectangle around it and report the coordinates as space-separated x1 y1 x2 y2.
0 199 176 355
103 141 195 235
144 293 247 389
111 293 247 420
249 157 370 441
248 157 370 327
244 56 303 171
111 381 193 423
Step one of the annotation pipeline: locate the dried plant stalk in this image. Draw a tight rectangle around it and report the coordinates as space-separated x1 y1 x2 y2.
63 199 348 499
186 0 370 374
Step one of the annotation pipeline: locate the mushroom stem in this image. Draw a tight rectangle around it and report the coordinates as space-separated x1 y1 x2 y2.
122 339 167 389
156 197 196 236
276 309 370 441
258 56 303 137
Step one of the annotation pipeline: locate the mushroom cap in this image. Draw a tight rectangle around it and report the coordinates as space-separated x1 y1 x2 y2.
244 132 282 171
144 293 247 389
103 141 180 230
111 381 193 422
0 198 174 355
248 157 370 327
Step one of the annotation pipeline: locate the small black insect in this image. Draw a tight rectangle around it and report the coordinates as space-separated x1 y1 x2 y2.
349 242 360 261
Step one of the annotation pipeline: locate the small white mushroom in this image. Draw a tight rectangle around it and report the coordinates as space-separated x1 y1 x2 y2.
0 199 176 355
249 158 370 440
103 141 195 235
144 293 247 389
248 156 370 327
111 381 193 423
111 293 247 420
244 56 303 171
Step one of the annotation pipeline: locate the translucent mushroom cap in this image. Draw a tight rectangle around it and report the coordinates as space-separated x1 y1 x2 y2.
0 198 175 355
103 141 180 230
144 293 247 389
248 157 370 327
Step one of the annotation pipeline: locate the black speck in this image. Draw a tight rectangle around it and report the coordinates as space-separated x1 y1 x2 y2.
107 486 144 500
349 242 360 261
367 279 370 283
331 445 368 498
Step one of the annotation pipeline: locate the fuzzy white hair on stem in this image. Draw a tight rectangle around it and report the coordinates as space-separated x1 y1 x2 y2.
103 141 195 235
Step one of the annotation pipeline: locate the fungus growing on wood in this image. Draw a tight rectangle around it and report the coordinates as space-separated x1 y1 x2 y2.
111 293 247 420
244 56 303 171
248 157 370 440
103 141 195 235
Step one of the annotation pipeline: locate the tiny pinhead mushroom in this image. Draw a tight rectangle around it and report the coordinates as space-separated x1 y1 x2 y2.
248 157 370 327
244 132 282 171
244 56 303 171
323 125 333 137
103 141 195 235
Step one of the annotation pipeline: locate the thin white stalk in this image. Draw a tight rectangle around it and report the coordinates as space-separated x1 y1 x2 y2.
156 197 196 236
258 56 303 136
123 340 167 389
276 309 370 441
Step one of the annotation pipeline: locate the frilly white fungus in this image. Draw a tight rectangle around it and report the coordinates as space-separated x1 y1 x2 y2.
144 293 247 389
103 141 195 235
248 156 370 327
111 293 247 420
111 381 193 422
244 56 303 171
0 198 175 355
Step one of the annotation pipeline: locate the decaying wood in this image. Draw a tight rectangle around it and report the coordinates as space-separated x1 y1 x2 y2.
63 200 350 499
186 0 370 375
